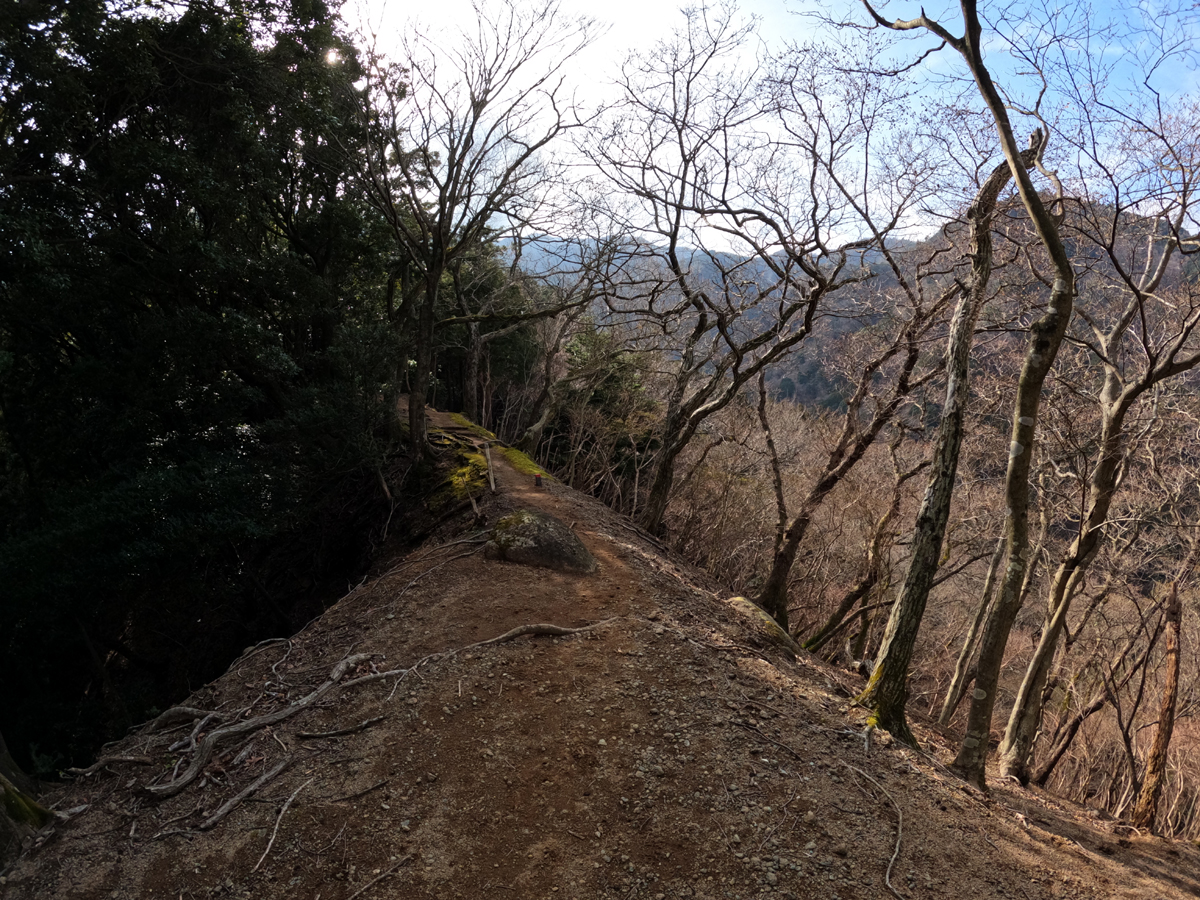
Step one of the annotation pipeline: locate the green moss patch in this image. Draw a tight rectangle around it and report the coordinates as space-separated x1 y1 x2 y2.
438 451 488 502
1 774 51 829
448 413 497 441
501 446 551 479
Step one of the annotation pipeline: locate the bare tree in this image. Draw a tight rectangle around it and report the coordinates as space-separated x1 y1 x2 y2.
586 6 937 537
994 103 1200 784
855 0 1078 783
356 0 596 449
857 136 1044 742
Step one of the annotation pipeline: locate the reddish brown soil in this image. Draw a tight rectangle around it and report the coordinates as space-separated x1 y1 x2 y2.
3 409 1199 900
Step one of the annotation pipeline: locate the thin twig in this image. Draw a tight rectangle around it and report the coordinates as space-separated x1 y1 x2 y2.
731 721 804 760
252 777 313 873
344 856 411 900
65 755 153 778
350 619 617 693
386 547 485 607
323 779 390 804
841 762 905 900
297 716 386 740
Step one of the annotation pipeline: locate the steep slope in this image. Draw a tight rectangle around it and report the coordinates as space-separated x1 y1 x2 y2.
2 412 1198 900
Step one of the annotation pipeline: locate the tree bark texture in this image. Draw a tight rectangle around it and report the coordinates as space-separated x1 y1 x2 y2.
948 152 1075 787
1131 585 1183 832
463 320 482 424
856 140 1035 744
950 280 1072 786
938 533 1006 726
997 346 1167 779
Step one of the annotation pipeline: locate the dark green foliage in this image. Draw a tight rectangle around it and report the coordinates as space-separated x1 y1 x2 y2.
0 0 398 769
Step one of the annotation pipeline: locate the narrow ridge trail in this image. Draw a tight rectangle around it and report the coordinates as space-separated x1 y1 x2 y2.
4 407 1198 900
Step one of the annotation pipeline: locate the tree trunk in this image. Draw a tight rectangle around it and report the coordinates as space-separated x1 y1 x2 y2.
408 277 439 452
638 417 690 536
997 393 1136 780
860 0 1078 790
856 143 1026 745
0 731 35 798
756 510 815 632
463 320 481 423
939 533 1006 726
950 278 1072 787
756 330 927 630
1131 584 1183 832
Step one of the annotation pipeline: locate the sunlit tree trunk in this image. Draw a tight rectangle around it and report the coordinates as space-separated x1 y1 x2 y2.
856 142 1035 743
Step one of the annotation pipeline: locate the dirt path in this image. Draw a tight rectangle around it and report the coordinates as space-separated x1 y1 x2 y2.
4 408 1200 900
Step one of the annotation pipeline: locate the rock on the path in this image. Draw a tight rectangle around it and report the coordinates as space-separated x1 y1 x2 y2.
725 597 801 657
484 509 597 574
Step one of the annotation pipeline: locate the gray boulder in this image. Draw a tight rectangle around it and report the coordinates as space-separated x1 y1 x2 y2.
484 509 597 574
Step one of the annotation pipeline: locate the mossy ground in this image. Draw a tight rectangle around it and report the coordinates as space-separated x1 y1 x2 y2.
500 446 550 479
438 451 488 502
447 412 497 441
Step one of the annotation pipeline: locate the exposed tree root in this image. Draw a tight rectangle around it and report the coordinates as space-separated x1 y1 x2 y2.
145 707 226 733
145 653 375 798
297 716 386 740
199 756 293 833
143 619 613 805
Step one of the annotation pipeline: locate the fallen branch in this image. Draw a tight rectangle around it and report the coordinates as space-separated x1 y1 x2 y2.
252 776 313 872
842 762 905 900
346 857 411 900
198 756 292 831
297 716 386 740
484 443 497 493
145 653 375 798
65 755 153 778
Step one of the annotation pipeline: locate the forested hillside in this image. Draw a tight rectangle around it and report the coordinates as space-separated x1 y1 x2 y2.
6 0 1200 873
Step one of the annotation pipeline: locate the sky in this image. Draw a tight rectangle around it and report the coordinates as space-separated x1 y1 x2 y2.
346 0 811 98
344 0 1200 105
339 0 1200 244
